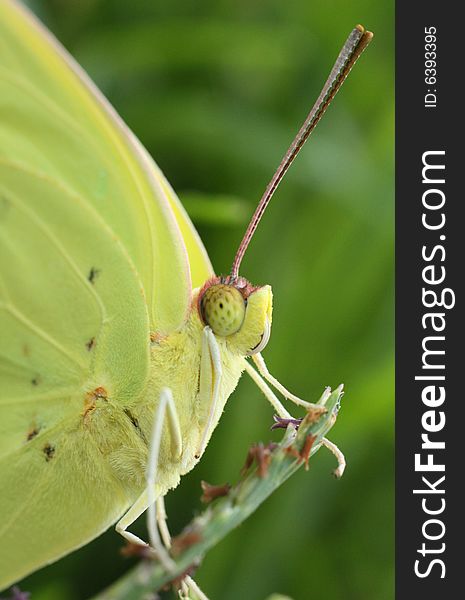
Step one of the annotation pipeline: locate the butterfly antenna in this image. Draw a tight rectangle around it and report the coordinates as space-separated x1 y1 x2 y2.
230 24 373 279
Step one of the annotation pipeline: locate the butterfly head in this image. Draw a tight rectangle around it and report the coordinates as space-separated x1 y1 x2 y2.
198 276 272 356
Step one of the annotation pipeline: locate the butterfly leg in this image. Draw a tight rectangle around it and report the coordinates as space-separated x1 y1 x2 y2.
195 326 223 459
243 360 293 419
146 387 182 563
321 437 346 478
116 387 182 571
115 493 153 547
179 577 210 600
156 496 210 600
246 357 345 474
155 495 171 549
252 352 320 410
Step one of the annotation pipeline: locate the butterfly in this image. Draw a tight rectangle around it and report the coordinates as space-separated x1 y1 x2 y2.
0 0 372 594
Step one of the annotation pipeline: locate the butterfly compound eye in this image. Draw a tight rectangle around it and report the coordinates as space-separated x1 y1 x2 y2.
200 284 246 337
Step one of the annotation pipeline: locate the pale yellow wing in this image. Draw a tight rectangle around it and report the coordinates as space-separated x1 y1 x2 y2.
0 0 213 335
0 158 149 588
0 0 212 588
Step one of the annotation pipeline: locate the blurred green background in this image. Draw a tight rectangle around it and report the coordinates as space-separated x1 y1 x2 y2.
20 0 394 599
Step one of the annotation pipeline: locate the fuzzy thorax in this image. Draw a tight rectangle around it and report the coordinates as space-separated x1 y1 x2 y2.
119 280 274 498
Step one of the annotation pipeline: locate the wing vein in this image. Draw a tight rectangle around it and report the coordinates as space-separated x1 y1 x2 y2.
0 303 86 371
0 63 158 315
0 66 157 312
0 157 113 322
0 389 77 406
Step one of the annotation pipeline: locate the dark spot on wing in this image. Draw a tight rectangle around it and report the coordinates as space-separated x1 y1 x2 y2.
86 337 95 351
124 408 147 443
43 443 55 461
31 375 40 386
88 267 100 284
27 425 40 441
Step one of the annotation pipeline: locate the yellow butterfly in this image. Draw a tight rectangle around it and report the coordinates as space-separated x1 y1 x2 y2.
0 0 372 594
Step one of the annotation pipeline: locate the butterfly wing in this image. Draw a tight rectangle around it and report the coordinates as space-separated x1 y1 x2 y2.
0 161 150 585
0 0 212 588
0 0 213 333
